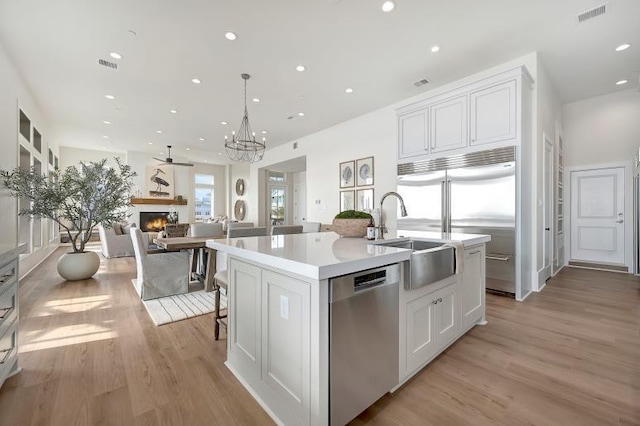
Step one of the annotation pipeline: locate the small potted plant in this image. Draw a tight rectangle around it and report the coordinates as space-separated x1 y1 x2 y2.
1 158 136 280
331 210 373 237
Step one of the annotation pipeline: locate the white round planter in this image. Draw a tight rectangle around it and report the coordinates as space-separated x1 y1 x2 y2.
57 251 101 281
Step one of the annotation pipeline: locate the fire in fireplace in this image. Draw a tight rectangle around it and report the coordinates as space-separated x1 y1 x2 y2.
140 212 177 232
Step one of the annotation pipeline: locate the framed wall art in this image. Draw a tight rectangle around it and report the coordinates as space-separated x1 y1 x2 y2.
356 188 374 211
356 156 374 186
146 165 175 198
340 190 355 212
339 161 355 188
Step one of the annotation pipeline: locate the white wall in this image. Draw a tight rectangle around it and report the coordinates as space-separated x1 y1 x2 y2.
246 53 539 235
59 146 124 170
0 41 58 274
562 89 640 168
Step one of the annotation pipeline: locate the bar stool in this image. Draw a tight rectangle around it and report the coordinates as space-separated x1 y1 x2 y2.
213 266 228 340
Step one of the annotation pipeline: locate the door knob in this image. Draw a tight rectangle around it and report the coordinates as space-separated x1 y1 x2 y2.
616 219 624 223
544 227 550 231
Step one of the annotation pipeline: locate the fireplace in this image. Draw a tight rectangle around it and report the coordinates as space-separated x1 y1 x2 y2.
140 212 177 232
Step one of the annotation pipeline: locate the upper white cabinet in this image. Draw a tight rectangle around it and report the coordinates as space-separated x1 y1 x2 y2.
470 80 516 146
430 95 468 154
398 109 429 159
397 66 531 163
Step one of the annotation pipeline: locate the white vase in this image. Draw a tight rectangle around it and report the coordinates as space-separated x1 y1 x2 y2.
57 251 101 281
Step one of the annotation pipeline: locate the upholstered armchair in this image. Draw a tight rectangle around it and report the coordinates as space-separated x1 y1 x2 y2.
130 228 189 300
99 223 149 258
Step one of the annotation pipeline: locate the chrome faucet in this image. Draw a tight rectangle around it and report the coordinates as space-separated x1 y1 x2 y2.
378 192 408 240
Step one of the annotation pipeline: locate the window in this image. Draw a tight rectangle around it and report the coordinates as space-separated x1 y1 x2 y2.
268 171 286 225
194 174 215 220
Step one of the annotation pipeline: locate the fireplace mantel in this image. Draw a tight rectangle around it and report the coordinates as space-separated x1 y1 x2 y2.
130 197 188 206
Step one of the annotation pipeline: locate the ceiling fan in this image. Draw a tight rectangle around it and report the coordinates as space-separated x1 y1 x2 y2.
153 145 194 167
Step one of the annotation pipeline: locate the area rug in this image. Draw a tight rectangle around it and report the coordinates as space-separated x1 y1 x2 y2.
132 280 226 326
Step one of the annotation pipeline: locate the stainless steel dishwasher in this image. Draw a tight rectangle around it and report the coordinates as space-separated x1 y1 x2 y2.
329 263 400 426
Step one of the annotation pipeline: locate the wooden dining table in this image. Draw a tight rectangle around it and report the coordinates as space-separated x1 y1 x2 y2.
153 236 226 292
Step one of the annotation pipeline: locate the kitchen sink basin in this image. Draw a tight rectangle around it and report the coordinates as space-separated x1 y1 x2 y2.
372 238 455 290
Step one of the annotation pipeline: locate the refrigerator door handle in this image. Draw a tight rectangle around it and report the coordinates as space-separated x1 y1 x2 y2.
441 180 447 233
447 180 452 233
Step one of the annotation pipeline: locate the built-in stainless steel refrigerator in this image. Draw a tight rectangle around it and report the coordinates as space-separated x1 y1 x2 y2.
397 146 517 296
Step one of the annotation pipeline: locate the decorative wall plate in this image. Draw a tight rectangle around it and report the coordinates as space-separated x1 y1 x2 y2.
234 200 246 221
235 179 245 196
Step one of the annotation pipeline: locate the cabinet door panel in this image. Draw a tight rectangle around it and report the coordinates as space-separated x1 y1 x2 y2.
435 283 459 347
462 246 484 329
262 270 311 422
430 95 468 153
405 293 436 371
398 109 429 159
470 80 516 146
229 259 261 373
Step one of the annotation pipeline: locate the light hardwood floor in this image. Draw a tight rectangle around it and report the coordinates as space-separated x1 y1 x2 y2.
1 248 639 425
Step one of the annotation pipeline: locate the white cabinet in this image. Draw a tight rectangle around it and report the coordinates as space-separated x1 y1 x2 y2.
227 258 312 425
469 80 517 146
0 251 19 389
430 95 468 154
398 109 429 159
461 245 485 330
402 278 459 377
397 67 529 163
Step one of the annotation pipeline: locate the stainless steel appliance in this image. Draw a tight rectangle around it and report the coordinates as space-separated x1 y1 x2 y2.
329 264 400 425
397 146 516 296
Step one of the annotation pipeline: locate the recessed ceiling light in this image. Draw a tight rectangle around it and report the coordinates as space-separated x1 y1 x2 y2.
616 79 628 85
101 146 106 149
381 0 396 12
431 45 440 53
103 120 111 125
104 94 115 100
225 31 237 41
109 52 122 60
261 130 267 134
345 88 354 93
615 43 630 52
221 121 228 125
252 98 260 103
296 65 306 72
218 152 222 155
186 147 191 151
148 142 153 145
192 78 202 84
298 112 305 117
156 130 163 134
160 152 164 155
102 135 109 139
170 109 178 114
199 137 205 141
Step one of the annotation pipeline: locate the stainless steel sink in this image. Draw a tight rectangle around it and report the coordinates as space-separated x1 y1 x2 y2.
372 238 455 290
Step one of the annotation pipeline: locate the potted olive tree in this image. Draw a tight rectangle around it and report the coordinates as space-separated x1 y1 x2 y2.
1 158 136 280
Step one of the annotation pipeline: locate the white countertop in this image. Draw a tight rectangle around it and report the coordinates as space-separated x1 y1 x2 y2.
207 231 490 280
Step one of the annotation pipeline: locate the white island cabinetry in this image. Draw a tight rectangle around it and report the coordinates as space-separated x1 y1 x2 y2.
228 258 312 425
208 231 489 425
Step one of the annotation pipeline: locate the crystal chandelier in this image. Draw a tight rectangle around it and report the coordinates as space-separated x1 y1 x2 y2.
224 73 266 163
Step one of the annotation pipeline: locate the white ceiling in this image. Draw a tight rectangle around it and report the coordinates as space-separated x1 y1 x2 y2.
0 0 638 164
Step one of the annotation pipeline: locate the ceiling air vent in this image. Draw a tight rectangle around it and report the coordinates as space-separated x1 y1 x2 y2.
577 3 607 23
98 59 118 70
413 78 430 87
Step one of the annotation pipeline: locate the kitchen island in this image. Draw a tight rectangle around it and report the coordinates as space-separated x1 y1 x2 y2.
207 231 489 425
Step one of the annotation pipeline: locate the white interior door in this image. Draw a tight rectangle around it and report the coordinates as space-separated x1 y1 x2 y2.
542 139 553 281
570 167 625 264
